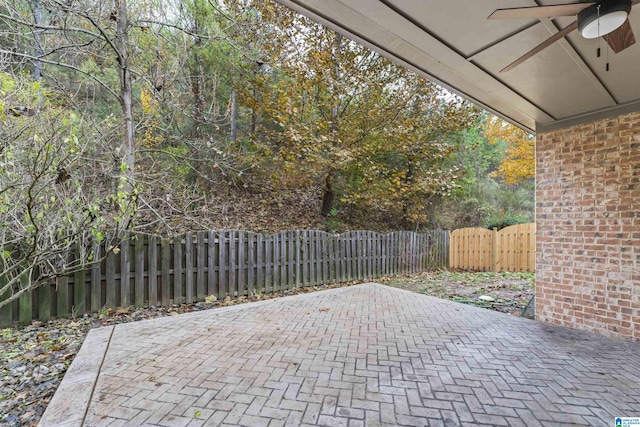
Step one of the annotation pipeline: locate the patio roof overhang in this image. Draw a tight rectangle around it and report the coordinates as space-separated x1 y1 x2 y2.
274 0 640 133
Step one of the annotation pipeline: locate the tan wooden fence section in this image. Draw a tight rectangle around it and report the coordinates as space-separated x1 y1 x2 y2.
449 223 535 272
1 229 449 326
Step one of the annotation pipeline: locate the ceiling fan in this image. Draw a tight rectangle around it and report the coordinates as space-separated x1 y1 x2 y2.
489 0 638 72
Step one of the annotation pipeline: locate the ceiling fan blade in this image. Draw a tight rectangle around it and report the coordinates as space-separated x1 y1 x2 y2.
604 19 636 53
489 3 593 20
500 21 578 73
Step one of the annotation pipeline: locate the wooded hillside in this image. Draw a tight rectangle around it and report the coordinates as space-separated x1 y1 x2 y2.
0 0 534 303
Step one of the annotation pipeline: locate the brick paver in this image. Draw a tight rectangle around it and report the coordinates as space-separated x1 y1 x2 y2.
50 284 640 426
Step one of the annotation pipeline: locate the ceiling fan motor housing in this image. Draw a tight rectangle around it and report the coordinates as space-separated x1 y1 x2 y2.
578 0 632 38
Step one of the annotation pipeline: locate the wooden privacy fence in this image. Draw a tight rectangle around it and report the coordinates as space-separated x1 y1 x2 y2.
449 223 535 272
1 229 449 325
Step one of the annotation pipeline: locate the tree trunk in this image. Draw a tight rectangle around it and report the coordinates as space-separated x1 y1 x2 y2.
115 0 134 193
321 170 335 216
190 57 204 137
400 160 415 229
321 34 343 217
189 13 204 138
32 0 42 80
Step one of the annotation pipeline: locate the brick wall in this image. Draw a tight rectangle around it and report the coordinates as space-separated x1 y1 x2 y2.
536 112 640 339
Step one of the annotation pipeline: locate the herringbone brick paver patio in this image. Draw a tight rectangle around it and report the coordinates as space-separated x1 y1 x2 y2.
44 284 640 426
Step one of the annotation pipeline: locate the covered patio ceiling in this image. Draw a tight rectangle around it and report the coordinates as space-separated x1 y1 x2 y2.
275 0 640 133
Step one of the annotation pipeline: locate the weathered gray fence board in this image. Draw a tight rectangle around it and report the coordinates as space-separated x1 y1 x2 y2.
73 265 85 315
319 234 327 284
228 230 237 296
315 232 323 285
56 275 69 319
302 231 309 286
0 278 12 326
1 229 450 325
247 233 255 296
207 231 217 297
185 233 194 304
91 243 101 313
238 231 246 297
161 238 170 306
135 235 145 308
174 237 183 304
264 235 272 294
256 233 264 294
120 240 131 307
218 231 227 297
19 273 32 324
149 235 158 306
106 251 116 309
288 231 295 288
39 284 51 322
294 231 301 287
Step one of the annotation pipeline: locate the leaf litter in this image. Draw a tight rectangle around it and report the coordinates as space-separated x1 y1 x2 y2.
379 270 535 315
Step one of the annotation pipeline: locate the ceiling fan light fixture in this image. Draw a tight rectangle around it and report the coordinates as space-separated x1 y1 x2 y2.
578 0 632 39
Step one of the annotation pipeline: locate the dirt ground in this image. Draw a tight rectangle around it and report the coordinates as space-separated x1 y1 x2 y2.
378 270 535 317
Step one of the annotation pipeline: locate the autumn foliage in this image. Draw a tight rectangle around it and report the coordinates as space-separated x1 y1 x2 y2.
238 1 480 226
482 116 535 186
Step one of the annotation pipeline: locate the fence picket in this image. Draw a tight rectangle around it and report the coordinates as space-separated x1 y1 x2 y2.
0 276 12 326
106 252 116 309
185 233 194 304
280 232 287 289
19 273 32 324
207 231 217 297
264 235 272 293
302 231 309 286
149 235 158 306
256 233 264 294
174 236 183 304
135 235 145 307
39 283 51 322
272 233 279 293
56 275 69 320
219 231 227 297
120 239 131 307
328 235 335 283
247 233 255 296
321 233 329 283
91 242 101 312
295 231 301 286
229 230 237 296
161 238 171 306
345 234 352 281
6 228 457 322
197 232 206 301
315 232 323 285
450 224 535 272
310 231 317 286
238 231 246 297
288 231 294 288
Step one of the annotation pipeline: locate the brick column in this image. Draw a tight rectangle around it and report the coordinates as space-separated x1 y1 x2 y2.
536 112 640 339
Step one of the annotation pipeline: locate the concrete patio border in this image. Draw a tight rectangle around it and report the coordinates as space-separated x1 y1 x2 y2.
38 325 114 426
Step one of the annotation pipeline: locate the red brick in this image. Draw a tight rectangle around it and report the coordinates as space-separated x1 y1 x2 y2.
536 112 640 340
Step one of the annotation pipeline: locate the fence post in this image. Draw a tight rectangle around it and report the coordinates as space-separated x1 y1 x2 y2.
492 227 498 272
